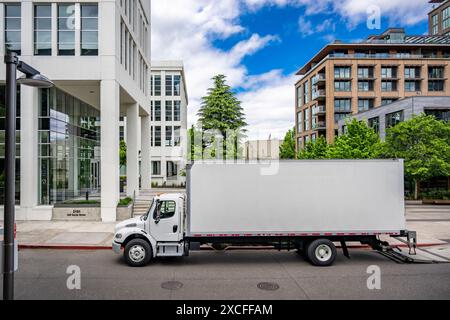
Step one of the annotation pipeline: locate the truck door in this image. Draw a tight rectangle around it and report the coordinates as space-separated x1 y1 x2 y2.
150 199 181 242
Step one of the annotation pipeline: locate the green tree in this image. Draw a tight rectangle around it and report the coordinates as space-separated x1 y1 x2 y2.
298 136 329 159
198 74 247 159
381 114 450 200
327 119 382 159
279 128 296 159
119 140 127 169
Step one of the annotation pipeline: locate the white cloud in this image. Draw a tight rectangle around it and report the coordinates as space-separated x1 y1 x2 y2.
151 0 430 141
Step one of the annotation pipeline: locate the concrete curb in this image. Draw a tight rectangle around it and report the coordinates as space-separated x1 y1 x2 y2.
18 242 445 251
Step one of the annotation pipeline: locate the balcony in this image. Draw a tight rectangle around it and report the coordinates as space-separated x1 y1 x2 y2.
315 105 326 115
312 121 327 130
312 73 326 85
312 89 326 101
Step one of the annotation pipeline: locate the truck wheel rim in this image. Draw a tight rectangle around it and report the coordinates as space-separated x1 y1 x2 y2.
315 244 332 262
129 245 146 263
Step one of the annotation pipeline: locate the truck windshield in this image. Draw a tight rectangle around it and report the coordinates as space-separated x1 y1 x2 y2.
142 199 155 221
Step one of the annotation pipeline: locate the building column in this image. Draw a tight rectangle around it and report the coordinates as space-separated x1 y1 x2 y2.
126 103 139 197
141 115 151 190
101 80 120 222
20 87 39 220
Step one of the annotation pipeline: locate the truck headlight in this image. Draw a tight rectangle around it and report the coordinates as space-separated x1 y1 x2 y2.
115 233 123 239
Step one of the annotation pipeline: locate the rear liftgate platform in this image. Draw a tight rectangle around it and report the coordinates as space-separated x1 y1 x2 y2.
371 231 449 264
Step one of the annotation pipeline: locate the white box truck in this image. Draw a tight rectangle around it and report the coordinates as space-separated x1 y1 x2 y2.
113 160 417 267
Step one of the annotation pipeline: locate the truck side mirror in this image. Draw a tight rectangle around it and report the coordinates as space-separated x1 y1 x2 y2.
154 204 161 224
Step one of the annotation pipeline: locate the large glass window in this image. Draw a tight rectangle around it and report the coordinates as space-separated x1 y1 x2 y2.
358 99 374 112
165 101 173 121
174 75 181 96
334 66 351 79
152 75 161 96
174 126 181 147
304 81 309 104
368 117 380 133
154 101 161 121
443 7 450 30
297 86 303 108
152 161 161 175
334 99 352 112
5 4 21 55
303 108 310 131
174 101 181 121
297 111 303 133
334 81 351 92
165 75 173 96
154 126 161 147
81 4 98 56
381 80 397 92
386 111 404 128
34 4 51 56
165 126 173 147
58 4 76 55
432 14 439 35
38 88 100 205
381 67 397 79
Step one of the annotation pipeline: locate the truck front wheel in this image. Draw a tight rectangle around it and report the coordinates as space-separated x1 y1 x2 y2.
307 239 337 267
124 239 152 267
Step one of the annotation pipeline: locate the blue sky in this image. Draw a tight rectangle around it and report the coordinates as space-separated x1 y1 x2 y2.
152 0 433 139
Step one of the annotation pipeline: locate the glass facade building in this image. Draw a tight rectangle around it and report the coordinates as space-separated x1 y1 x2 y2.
38 88 100 205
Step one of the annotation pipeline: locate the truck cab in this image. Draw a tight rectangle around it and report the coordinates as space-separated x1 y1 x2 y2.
113 193 187 267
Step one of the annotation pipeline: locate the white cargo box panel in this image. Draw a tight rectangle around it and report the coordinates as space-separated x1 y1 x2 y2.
187 161 406 236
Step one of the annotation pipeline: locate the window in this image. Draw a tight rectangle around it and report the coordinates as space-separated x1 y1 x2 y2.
297 86 303 108
432 14 439 35
358 67 373 79
5 4 21 55
150 101 153 121
443 7 450 30
381 98 397 106
152 161 161 176
165 75 173 96
334 66 351 79
154 101 161 121
154 126 161 147
368 117 380 133
404 67 420 79
174 126 181 147
335 113 350 123
386 111 404 128
381 67 396 79
165 126 173 146
334 99 351 112
58 4 76 55
174 101 181 121
152 75 161 96
334 81 351 92
81 4 98 56
304 81 309 104
303 108 310 131
297 111 303 133
405 81 421 92
425 109 450 122
165 101 173 121
429 80 444 91
34 5 51 56
381 81 397 92
428 66 445 79
174 75 181 96
358 99 374 112
358 81 373 91
155 200 176 220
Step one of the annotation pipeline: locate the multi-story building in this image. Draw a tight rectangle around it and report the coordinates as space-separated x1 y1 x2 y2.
429 0 450 35
149 61 188 187
0 0 151 222
294 28 450 151
243 139 281 161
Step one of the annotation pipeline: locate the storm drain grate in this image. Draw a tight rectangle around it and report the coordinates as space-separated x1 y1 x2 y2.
257 282 280 291
161 281 184 291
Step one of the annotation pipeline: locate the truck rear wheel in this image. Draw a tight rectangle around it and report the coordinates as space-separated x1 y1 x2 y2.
124 239 152 267
307 239 337 267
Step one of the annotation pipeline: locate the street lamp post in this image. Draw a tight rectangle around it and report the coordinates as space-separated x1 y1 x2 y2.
3 52 53 300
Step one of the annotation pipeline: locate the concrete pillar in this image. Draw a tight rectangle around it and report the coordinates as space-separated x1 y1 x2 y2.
100 80 120 222
141 115 151 190
19 87 39 220
126 103 139 197
21 0 33 57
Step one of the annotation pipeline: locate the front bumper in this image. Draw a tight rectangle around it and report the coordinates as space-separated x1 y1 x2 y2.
112 241 122 254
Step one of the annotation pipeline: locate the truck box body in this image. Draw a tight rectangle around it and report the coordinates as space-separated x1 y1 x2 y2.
187 160 406 237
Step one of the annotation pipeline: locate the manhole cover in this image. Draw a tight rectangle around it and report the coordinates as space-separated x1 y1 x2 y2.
257 282 280 291
161 281 184 290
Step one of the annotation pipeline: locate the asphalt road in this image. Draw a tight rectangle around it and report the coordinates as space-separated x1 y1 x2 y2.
2 248 450 300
